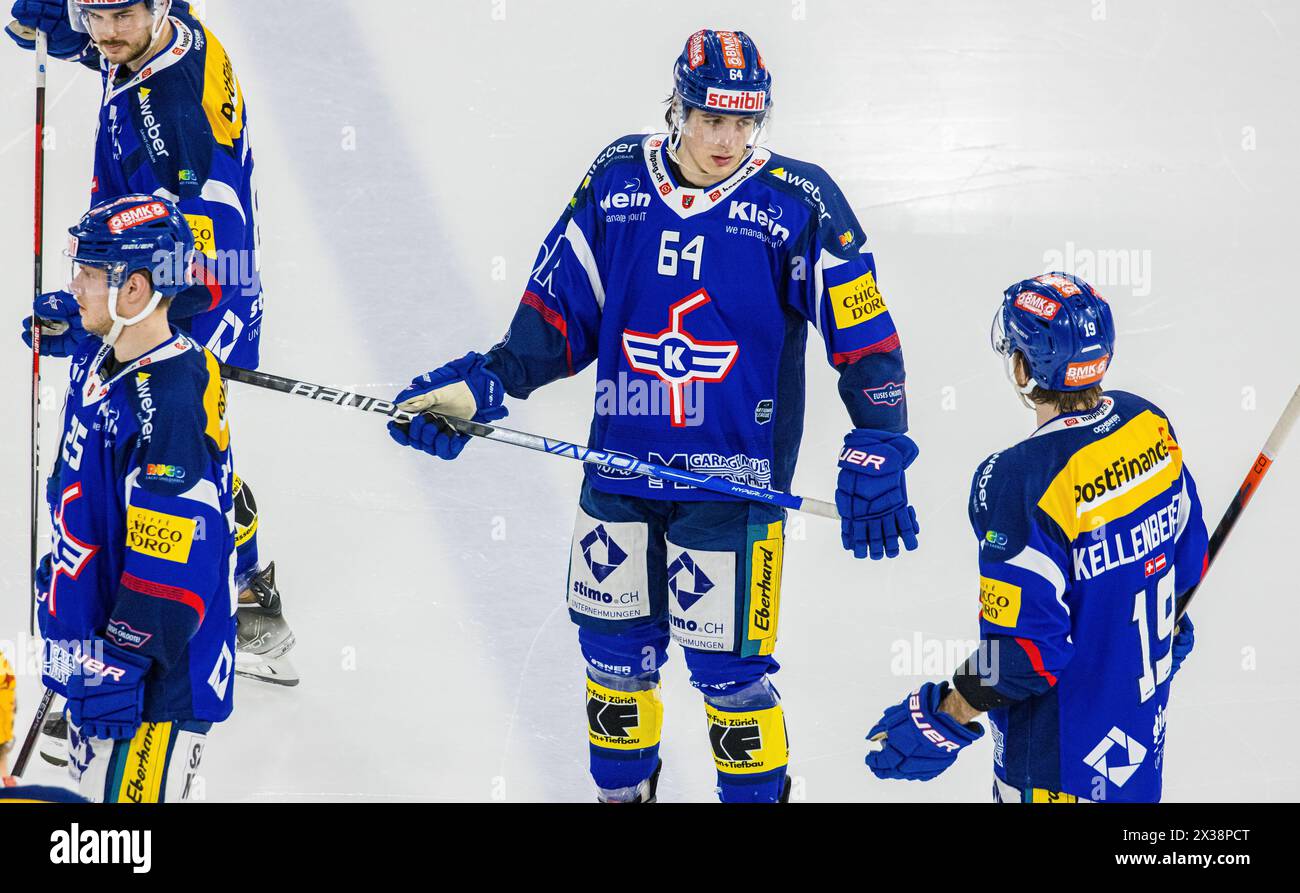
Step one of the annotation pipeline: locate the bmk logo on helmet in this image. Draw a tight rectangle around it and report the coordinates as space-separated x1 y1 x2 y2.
1013 292 1062 320
1064 355 1110 386
108 202 169 234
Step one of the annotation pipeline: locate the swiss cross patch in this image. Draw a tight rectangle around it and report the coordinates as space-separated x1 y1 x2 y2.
621 290 739 427
1144 553 1167 577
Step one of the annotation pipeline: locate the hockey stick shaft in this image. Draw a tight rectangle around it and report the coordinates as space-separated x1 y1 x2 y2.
1176 384 1300 619
28 30 47 637
218 364 841 519
10 688 54 781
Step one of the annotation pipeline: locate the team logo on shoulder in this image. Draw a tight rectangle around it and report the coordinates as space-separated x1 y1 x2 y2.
622 290 739 428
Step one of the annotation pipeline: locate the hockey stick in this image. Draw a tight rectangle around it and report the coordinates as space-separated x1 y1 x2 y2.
218 364 842 519
1175 384 1300 620
28 27 48 637
9 688 54 780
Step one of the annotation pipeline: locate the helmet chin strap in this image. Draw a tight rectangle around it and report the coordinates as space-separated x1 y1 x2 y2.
150 0 173 40
666 96 686 166
103 284 164 348
1001 351 1039 409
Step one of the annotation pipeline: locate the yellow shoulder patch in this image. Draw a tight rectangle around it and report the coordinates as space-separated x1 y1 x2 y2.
202 350 230 453
126 506 196 564
830 271 888 330
201 27 244 148
979 576 1023 627
1037 410 1184 541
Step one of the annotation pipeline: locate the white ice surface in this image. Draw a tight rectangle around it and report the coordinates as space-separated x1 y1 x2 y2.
0 0 1297 801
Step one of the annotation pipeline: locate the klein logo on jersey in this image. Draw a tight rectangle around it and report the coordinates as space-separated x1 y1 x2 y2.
864 382 905 406
108 202 169 235
717 30 746 68
704 87 766 112
621 290 739 428
1034 273 1082 297
1064 354 1110 386
1144 553 1167 577
1013 292 1062 320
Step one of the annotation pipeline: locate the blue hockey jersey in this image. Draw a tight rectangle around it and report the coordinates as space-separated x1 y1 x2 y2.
485 133 908 501
40 333 238 724
81 1 263 367
960 391 1208 802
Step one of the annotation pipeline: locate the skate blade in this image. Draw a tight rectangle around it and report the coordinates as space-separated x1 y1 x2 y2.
40 752 69 768
235 654 301 687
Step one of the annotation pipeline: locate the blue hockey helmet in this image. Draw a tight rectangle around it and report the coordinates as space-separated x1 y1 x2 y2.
673 29 771 119
991 272 1116 392
66 193 194 343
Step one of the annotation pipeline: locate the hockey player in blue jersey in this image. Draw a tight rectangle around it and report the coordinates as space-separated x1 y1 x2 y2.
388 30 920 802
29 195 237 802
864 273 1206 803
9 0 295 701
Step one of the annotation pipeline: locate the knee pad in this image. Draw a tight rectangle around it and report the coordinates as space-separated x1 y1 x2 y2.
703 676 789 803
232 474 260 582
586 670 664 795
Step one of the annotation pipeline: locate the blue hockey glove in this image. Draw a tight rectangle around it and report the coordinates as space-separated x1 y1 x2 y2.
865 681 982 782
6 0 92 58
836 429 920 560
21 291 90 358
387 352 507 460
65 638 150 741
1170 614 1194 679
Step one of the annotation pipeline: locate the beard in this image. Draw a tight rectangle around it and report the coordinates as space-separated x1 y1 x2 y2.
97 30 154 65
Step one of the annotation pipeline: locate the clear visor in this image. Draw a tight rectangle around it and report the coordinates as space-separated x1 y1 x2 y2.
65 239 123 290
674 97 767 149
68 0 168 38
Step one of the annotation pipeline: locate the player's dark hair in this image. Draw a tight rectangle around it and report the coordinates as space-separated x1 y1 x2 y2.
1015 353 1103 414
664 92 675 128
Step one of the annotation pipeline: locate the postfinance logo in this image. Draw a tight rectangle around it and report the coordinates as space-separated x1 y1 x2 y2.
1037 411 1183 541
